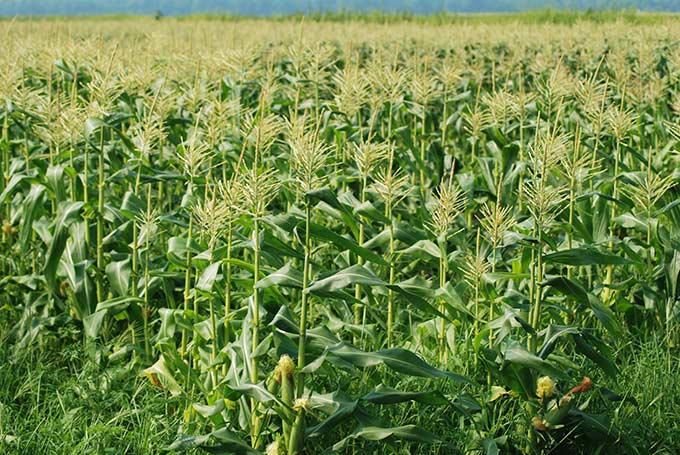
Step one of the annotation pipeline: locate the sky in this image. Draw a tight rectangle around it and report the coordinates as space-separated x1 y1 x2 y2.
0 0 678 16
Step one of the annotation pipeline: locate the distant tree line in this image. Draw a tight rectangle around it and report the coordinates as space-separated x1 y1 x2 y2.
1 0 679 16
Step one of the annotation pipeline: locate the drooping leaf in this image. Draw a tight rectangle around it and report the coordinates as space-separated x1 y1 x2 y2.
503 344 570 380
543 247 633 266
399 239 441 259
307 187 359 238
573 333 618 377
143 355 184 396
307 391 359 438
256 262 304 289
309 222 387 266
362 385 449 406
332 423 440 451
197 262 221 292
307 264 384 293
327 342 468 382
19 184 45 247
587 294 622 336
307 265 445 318
44 202 83 294
106 258 131 297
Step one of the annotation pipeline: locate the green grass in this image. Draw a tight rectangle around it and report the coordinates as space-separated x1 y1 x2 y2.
0 318 194 455
2 312 678 454
608 338 680 454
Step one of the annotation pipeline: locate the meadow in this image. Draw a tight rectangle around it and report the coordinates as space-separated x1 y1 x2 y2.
1 13 680 454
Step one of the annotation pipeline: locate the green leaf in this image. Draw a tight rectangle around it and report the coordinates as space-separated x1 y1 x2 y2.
543 247 633 266
166 434 211 452
307 392 359 438
167 428 261 455
434 283 473 317
542 276 589 305
542 276 621 335
307 264 384 293
255 262 303 289
308 265 445 319
587 294 622 336
96 296 143 313
355 200 390 224
157 308 193 339
197 262 221 292
309 222 387 266
193 400 226 418
613 212 647 231
488 308 534 344
167 236 199 267
503 344 570 380
307 187 358 238
0 173 29 203
44 202 83 294
327 342 468 382
332 423 440 451
573 333 618 377
538 325 580 359
84 296 143 338
19 184 45 248
106 258 131 297
362 385 449 405
209 428 263 455
120 190 146 218
85 117 108 137
46 165 67 203
83 310 108 339
71 259 96 320
226 382 283 407
399 239 441 259
262 230 304 260
666 249 680 298
269 305 300 334
352 424 438 443
482 437 507 455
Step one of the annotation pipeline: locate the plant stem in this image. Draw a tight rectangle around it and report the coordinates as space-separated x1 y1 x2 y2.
387 197 395 348
1 115 8 246
143 185 152 358
530 223 543 354
354 177 366 345
473 228 481 341
437 242 447 364
250 215 262 448
96 129 105 303
419 109 427 197
208 241 218 387
130 207 139 357
604 137 621 303
297 202 312 397
180 184 193 359
221 221 233 377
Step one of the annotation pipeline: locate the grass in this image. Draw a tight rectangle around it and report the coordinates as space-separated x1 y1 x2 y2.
608 338 680 454
0 318 194 454
2 313 678 454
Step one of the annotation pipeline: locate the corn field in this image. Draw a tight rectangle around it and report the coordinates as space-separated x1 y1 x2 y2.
1 16 680 455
